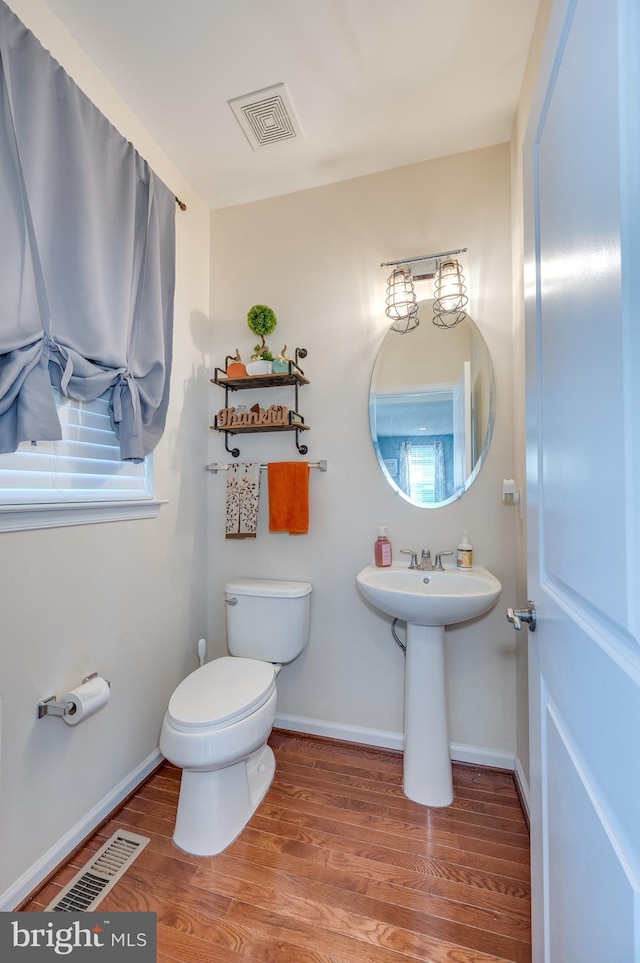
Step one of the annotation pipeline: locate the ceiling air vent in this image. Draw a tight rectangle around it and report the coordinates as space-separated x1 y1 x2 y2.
45 830 150 912
228 83 302 150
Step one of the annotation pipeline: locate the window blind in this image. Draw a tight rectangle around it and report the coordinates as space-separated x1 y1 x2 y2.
0 390 152 505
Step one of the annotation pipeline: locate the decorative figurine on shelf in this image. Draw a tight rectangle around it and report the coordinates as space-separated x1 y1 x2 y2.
271 344 292 374
226 348 247 379
216 404 290 428
246 304 277 374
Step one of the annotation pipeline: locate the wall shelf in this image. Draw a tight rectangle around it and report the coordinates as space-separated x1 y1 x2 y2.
210 347 310 457
211 370 309 391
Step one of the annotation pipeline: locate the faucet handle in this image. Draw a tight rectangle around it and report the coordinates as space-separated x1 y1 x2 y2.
400 549 418 569
434 551 454 571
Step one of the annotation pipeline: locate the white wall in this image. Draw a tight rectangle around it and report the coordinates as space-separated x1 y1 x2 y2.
209 144 519 763
0 0 210 907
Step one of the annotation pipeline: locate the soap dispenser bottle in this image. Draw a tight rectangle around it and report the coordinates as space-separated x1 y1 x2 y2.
374 526 393 567
456 530 473 569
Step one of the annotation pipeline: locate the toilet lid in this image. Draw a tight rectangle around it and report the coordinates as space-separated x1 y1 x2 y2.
167 657 276 732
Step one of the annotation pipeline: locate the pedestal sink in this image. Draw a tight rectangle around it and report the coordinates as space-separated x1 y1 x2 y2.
356 562 502 807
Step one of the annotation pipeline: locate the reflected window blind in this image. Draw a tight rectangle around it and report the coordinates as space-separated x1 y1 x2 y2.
408 443 437 504
0 390 152 505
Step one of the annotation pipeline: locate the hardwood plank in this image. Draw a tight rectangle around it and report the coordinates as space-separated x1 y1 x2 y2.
294 801 529 865
267 781 530 853
242 823 530 920
291 813 531 882
277 756 527 826
228 900 518 963
159 902 351 963
194 862 526 963
20 730 531 962
225 834 530 942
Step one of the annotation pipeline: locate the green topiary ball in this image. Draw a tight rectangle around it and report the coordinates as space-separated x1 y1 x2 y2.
247 304 277 341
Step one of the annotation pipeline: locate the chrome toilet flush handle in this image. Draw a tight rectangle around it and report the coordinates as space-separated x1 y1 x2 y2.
225 597 238 606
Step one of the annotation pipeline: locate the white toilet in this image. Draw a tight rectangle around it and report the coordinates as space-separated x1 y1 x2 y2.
159 577 312 856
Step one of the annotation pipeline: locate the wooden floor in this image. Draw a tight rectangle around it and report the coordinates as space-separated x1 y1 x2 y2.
24 731 531 962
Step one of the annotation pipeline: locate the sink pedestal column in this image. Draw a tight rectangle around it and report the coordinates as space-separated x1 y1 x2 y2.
403 624 453 807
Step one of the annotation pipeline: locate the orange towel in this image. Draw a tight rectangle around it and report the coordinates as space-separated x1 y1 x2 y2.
268 462 310 534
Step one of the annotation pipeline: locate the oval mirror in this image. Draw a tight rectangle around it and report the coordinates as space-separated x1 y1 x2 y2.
369 301 495 508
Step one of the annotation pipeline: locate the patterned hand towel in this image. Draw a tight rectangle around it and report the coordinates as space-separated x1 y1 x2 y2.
267 462 310 535
225 463 261 538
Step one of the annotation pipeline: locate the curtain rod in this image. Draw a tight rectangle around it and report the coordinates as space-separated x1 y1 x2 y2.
206 459 328 474
174 195 187 211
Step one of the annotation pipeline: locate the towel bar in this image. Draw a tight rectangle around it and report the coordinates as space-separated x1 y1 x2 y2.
206 459 327 474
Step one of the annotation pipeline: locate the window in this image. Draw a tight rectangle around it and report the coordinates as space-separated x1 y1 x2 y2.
407 442 439 504
0 390 163 532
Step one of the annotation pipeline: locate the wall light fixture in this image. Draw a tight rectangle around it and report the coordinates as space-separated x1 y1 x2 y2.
433 258 468 328
384 267 419 333
381 248 468 332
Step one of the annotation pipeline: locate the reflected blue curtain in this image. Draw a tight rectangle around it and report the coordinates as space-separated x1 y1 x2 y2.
0 1 175 460
399 441 411 496
433 438 446 502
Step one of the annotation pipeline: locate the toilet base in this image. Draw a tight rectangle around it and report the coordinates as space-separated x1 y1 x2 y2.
172 744 276 856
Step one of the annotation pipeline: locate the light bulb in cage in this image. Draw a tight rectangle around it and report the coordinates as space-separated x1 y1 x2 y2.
385 267 419 333
433 259 468 328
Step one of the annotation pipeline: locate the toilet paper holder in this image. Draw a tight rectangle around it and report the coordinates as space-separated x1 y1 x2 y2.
37 672 110 719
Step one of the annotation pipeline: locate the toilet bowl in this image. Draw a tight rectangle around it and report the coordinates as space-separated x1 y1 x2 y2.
160 577 312 856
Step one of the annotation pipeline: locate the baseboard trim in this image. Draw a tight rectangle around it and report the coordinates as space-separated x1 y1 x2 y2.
275 714 516 771
513 754 531 826
449 742 516 771
275 713 404 751
0 748 163 912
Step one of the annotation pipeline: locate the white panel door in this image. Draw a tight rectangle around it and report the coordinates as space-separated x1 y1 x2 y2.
523 0 640 960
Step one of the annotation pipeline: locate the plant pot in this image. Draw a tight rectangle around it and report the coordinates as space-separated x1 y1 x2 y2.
245 360 272 375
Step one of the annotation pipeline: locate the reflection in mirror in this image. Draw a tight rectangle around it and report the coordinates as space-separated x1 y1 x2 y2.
369 301 495 508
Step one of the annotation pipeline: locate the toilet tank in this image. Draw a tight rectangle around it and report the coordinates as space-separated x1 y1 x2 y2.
224 577 312 663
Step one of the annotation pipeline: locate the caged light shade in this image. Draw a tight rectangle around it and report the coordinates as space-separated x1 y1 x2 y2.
433 259 468 328
385 267 419 333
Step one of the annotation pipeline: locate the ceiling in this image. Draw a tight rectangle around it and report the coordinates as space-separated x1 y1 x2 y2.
43 0 540 210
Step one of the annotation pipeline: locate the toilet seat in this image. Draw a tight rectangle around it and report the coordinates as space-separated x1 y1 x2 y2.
167 657 275 733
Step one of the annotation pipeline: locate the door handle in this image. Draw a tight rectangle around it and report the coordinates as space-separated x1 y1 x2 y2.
506 601 536 632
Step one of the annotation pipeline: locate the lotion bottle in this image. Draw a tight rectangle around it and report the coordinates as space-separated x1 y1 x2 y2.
374 526 393 567
456 530 473 569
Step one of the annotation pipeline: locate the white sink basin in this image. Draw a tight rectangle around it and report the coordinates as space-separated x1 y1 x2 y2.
357 563 502 626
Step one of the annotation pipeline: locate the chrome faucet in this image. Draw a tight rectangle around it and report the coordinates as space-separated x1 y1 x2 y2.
420 549 433 571
400 548 433 570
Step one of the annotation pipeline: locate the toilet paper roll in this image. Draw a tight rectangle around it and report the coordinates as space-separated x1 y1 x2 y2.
62 676 110 726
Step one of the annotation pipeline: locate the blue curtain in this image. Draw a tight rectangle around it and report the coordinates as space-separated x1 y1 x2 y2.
0 1 175 460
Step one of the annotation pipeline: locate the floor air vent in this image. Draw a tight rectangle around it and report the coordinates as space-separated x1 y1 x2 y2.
45 830 150 912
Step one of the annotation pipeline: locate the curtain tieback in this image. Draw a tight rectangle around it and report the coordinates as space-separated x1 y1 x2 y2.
43 336 73 393
112 372 140 437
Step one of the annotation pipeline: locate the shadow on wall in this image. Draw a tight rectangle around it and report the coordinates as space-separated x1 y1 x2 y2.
167 309 214 668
